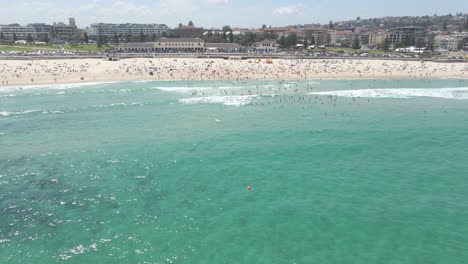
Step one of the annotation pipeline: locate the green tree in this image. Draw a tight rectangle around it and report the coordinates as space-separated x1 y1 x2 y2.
43 34 50 44
380 36 390 51
402 35 409 47
205 32 226 43
278 35 286 48
352 36 360 51
0 32 4 41
151 33 157 42
442 20 448 31
139 30 146 42
222 25 231 32
83 32 89 44
113 33 120 44
13 32 17 41
304 39 309 49
27 34 34 43
229 30 234 43
97 35 104 47
101 36 109 47
125 33 133 43
178 23 183 28
329 21 334 29
310 36 315 46
222 31 227 42
188 21 194 27
262 24 267 29
426 33 436 52
285 32 297 48
69 38 78 47
458 37 468 51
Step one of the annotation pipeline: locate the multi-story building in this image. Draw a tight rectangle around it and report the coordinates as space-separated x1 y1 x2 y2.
88 23 171 38
0 24 36 40
302 28 329 45
386 27 427 47
369 27 428 48
249 40 278 53
173 26 203 38
368 30 387 47
52 18 78 40
435 32 468 51
28 23 53 41
329 30 353 46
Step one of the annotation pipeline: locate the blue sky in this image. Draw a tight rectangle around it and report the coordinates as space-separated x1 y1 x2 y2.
0 0 466 28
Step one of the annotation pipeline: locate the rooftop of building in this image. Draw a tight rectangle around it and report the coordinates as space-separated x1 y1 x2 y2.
157 38 204 43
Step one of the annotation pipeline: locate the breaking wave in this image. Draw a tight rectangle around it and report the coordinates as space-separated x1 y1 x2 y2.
0 102 144 118
0 82 119 93
154 87 214 94
179 95 258 106
0 109 42 117
310 87 468 100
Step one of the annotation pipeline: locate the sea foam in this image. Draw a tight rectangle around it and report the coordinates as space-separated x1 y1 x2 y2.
0 109 42 117
179 95 257 106
154 87 213 94
310 87 468 100
0 82 119 93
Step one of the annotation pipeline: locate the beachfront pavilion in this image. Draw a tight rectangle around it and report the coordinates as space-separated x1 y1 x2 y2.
116 38 205 53
154 38 205 52
116 38 246 53
116 42 156 53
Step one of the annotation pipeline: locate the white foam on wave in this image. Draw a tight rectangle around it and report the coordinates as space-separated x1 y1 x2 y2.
91 102 144 108
0 81 119 93
310 87 468 100
154 86 214 94
179 95 258 106
156 84 283 94
0 109 42 117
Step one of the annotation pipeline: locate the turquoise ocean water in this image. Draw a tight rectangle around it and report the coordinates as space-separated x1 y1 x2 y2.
1 79 468 263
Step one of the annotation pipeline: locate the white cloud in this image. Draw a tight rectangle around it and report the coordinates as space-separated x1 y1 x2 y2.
272 4 303 16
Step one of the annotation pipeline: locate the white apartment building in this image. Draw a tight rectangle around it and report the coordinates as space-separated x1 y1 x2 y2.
249 40 278 53
436 32 468 51
88 23 171 38
0 24 36 39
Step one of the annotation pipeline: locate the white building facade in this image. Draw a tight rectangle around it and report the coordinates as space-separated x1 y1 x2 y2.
436 32 468 51
88 23 171 38
249 40 278 53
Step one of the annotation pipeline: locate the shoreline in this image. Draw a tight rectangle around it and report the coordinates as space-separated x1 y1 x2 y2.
1 77 468 90
1 58 467 88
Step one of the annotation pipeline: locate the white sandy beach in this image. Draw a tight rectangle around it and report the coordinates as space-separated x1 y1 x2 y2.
0 58 467 87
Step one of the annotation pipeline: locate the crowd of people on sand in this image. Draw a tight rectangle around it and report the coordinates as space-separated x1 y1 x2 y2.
0 58 467 86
